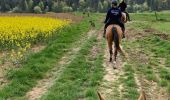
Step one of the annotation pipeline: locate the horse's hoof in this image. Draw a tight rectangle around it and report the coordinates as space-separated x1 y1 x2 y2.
124 53 129 59
109 58 112 62
113 67 117 69
113 61 117 69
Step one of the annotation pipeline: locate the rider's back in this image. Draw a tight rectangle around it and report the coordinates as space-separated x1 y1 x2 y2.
106 7 122 24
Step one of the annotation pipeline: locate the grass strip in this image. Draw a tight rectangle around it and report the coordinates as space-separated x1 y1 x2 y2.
120 64 139 100
41 36 105 100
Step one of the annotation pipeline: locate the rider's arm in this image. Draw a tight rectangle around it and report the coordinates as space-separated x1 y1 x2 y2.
104 9 110 23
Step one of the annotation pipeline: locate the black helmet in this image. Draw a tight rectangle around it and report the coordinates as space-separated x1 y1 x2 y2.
111 0 118 5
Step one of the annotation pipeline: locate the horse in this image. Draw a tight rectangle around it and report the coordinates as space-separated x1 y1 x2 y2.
105 12 127 64
118 2 131 21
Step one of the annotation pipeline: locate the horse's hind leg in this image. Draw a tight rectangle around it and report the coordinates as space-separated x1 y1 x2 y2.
119 45 128 58
108 41 113 62
114 48 118 62
109 49 113 62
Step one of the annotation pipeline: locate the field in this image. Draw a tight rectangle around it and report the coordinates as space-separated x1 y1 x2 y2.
0 12 170 100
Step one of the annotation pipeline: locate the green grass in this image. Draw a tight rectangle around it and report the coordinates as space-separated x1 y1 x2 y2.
152 22 170 34
130 12 170 34
121 64 138 100
123 12 170 97
130 34 170 93
159 79 168 87
41 37 104 100
168 84 170 93
0 13 103 99
131 12 170 21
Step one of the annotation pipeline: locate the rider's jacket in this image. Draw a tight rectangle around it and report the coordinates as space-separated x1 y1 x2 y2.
104 7 122 25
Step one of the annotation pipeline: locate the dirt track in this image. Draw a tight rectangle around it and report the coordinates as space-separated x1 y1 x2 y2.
0 12 83 22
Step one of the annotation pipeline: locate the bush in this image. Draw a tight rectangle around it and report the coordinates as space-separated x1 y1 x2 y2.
133 4 141 13
127 5 133 13
38 1 44 10
62 6 73 12
142 2 149 12
33 6 42 13
12 6 22 13
52 2 62 12
98 1 104 12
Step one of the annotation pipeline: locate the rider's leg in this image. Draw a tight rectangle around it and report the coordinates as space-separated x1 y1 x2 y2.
103 23 109 38
125 12 131 21
119 23 125 38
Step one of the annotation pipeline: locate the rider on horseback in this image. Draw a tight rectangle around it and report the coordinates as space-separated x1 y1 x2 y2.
103 0 125 38
118 0 131 21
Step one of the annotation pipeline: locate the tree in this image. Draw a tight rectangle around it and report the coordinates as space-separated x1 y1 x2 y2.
103 1 109 12
79 0 86 11
28 0 33 12
98 1 103 12
22 0 29 12
52 2 63 12
38 0 44 11
0 0 170 12
0 0 11 12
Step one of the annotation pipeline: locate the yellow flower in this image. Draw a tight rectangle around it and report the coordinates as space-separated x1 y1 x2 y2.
0 16 71 62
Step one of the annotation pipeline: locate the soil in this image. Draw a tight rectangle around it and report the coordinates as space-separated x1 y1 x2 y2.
0 12 83 22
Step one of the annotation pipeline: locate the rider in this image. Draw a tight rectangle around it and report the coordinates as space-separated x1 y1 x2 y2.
103 0 125 38
118 0 131 21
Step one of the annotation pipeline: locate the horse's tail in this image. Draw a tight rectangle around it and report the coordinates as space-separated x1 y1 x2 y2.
112 27 119 49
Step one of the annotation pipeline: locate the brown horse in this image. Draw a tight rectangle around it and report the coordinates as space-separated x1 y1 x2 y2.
105 12 127 63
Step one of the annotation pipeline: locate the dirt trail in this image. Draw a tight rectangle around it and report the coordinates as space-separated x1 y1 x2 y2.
0 67 8 89
0 52 12 89
98 38 125 99
0 12 83 22
26 30 96 100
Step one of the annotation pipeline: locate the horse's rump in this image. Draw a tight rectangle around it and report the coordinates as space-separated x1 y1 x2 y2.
106 25 123 48
106 24 125 62
106 25 123 40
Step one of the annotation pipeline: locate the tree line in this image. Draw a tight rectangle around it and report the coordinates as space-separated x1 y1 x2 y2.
0 0 169 13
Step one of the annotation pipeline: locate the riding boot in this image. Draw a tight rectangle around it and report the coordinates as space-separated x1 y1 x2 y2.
119 23 125 39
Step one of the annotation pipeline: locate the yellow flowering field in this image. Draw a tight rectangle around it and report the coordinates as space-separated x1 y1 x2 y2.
0 16 70 49
0 16 70 63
